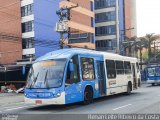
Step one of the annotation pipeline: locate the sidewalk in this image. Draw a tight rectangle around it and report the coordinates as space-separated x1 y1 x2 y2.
0 93 24 106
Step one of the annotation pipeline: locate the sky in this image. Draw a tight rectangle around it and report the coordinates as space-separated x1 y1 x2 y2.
136 0 160 37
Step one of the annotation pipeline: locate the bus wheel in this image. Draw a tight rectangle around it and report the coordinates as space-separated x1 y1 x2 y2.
126 82 132 95
83 87 93 105
152 83 155 86
138 79 141 87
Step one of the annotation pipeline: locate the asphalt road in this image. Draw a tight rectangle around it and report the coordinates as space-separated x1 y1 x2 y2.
0 84 160 120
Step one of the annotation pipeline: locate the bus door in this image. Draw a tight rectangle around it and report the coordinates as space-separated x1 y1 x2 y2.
132 63 137 89
96 61 106 96
65 55 82 103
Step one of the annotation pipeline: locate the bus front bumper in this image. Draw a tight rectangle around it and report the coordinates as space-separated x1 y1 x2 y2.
24 92 65 105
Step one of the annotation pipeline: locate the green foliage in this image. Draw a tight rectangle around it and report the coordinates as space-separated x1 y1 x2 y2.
142 51 148 61
124 33 160 63
139 33 160 59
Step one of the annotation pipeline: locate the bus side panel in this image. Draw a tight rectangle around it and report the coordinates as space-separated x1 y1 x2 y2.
65 82 84 104
146 76 160 84
81 81 99 99
78 54 104 100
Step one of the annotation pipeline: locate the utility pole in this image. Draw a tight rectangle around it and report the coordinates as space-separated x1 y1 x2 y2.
154 41 156 62
60 32 64 49
55 3 78 49
140 43 143 70
56 8 68 49
115 0 120 54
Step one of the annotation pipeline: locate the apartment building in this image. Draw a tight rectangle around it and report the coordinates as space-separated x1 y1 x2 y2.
21 0 95 60
60 0 95 49
0 0 22 65
95 0 137 54
21 0 61 59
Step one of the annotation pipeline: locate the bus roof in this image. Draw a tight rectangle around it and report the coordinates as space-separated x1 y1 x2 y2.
36 48 138 62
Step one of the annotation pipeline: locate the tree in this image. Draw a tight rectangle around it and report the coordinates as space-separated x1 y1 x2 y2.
123 36 137 57
139 33 160 59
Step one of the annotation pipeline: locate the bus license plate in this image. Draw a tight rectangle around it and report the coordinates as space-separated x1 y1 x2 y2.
35 100 42 104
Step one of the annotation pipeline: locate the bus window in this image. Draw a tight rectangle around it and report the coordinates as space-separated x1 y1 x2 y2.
66 55 80 85
115 61 124 74
147 68 155 77
106 60 116 79
81 58 95 80
124 61 131 74
155 67 160 76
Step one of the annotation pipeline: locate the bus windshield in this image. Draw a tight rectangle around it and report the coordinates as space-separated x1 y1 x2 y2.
147 66 160 77
26 59 66 89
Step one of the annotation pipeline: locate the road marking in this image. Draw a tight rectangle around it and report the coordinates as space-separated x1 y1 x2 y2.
3 104 29 109
113 104 132 111
5 105 38 111
0 102 25 108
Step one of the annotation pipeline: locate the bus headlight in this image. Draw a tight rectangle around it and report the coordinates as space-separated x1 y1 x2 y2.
56 92 61 97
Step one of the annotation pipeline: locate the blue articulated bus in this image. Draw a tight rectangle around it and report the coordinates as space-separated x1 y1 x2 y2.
24 48 141 105
145 65 160 86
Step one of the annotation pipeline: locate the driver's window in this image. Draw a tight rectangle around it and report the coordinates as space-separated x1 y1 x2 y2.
66 55 80 85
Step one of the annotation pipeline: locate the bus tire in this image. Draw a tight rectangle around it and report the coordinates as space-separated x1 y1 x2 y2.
83 86 93 105
126 82 132 95
138 79 141 87
152 83 155 86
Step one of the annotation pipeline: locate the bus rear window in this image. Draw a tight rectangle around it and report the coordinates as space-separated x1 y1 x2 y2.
147 67 160 77
155 67 160 76
147 68 155 77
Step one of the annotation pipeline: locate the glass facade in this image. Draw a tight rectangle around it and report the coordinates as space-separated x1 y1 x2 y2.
95 0 116 9
96 39 116 51
95 25 116 36
95 11 116 23
95 0 117 52
68 33 93 44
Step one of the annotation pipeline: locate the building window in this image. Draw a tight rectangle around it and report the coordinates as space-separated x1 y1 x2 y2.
95 25 116 36
95 11 116 23
21 4 33 17
81 58 95 80
95 0 116 9
22 54 35 59
68 33 93 44
96 40 116 50
22 37 35 49
106 60 116 79
22 21 34 33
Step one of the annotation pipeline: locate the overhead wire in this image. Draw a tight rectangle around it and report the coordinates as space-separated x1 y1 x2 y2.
0 0 71 49
0 32 61 48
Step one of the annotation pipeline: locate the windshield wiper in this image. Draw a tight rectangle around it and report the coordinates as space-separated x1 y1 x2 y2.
44 70 49 89
29 72 39 89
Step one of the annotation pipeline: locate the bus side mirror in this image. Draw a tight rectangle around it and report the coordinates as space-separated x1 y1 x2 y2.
69 62 74 72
